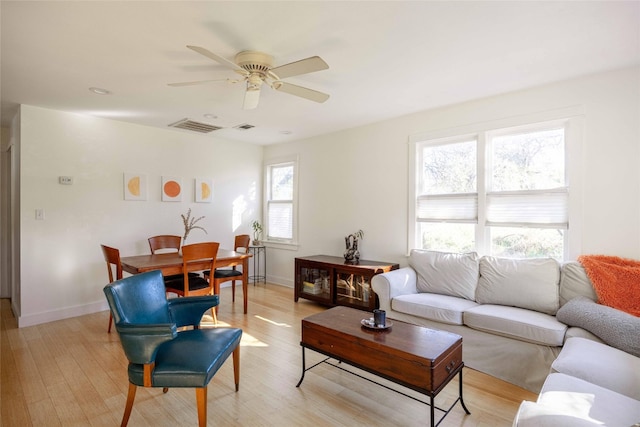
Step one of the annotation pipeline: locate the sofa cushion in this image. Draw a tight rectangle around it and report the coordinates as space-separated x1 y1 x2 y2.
559 261 596 306
392 293 479 325
476 256 560 315
556 296 640 357
513 400 607 427
551 337 640 400
464 304 567 346
409 250 479 300
514 373 640 427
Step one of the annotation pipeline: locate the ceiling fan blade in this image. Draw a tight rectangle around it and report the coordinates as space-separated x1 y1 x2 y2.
274 81 329 103
186 45 245 73
243 88 261 110
167 78 236 87
270 56 329 79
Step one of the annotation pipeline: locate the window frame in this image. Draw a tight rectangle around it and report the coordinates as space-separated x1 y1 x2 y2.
263 155 299 249
409 108 584 260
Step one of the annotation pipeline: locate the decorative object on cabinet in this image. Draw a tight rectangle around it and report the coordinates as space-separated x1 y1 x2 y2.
344 229 364 262
123 173 147 201
295 255 399 311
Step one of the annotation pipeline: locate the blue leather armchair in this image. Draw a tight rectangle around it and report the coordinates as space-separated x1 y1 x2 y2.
104 270 242 427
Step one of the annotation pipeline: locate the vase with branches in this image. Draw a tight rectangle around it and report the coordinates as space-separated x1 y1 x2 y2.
181 208 207 243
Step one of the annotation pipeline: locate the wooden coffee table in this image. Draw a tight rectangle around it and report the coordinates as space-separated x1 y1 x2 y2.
297 306 470 427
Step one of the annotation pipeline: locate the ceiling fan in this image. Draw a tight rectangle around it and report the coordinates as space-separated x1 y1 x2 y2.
168 45 330 110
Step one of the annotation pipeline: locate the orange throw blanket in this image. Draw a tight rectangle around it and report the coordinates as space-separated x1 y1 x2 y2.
578 255 640 317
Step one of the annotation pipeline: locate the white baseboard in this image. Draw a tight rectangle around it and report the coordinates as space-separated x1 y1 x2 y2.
18 300 108 328
17 279 294 328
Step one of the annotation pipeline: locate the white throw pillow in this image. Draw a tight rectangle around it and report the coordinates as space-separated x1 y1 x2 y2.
476 256 560 315
409 250 479 300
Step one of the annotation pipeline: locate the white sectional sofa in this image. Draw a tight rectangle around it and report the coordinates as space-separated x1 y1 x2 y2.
371 250 634 392
372 249 640 425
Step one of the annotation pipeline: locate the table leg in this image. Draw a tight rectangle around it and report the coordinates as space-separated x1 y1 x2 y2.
296 347 306 387
459 368 471 415
242 258 248 314
430 395 435 427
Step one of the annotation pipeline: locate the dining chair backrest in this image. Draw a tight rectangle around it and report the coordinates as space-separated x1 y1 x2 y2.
148 235 182 254
180 242 220 295
234 234 251 253
101 244 123 333
101 244 123 284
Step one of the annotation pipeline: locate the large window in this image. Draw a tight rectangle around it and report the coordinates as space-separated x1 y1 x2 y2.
264 158 298 244
412 119 576 260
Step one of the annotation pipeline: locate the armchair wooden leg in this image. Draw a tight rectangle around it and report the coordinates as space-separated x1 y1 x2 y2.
108 312 113 333
233 345 240 392
121 382 137 427
196 387 207 427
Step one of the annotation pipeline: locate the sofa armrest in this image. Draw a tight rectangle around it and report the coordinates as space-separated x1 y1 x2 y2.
371 267 417 311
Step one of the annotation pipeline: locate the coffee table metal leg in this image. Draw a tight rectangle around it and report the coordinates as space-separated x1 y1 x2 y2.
296 347 306 387
459 369 471 414
430 395 435 427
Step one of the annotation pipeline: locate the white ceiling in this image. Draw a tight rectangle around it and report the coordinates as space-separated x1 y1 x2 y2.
2 1 639 145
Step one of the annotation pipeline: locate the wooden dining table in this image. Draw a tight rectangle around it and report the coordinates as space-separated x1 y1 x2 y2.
120 249 252 314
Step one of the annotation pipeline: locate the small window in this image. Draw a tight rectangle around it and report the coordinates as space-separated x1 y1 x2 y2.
265 158 297 244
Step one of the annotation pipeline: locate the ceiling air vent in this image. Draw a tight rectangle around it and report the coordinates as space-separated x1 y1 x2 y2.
168 119 223 133
234 123 255 131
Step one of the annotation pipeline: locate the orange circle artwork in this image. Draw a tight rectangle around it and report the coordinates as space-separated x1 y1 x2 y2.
164 180 181 198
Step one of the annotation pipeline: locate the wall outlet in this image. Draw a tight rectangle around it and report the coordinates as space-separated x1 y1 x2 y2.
35 209 45 220
59 176 73 185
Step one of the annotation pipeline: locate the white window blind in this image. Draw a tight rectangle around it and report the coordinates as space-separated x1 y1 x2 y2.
416 193 478 222
486 189 568 228
268 202 293 239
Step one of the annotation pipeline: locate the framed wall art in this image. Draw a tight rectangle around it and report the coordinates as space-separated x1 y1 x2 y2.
195 178 213 203
162 176 182 202
124 173 147 201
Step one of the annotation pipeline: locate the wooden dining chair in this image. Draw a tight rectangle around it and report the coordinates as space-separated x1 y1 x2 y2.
164 242 220 321
101 244 123 333
148 234 182 253
203 234 250 305
148 235 199 281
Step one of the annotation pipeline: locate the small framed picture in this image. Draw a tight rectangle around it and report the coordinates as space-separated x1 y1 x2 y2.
124 173 147 201
195 178 213 203
162 176 182 202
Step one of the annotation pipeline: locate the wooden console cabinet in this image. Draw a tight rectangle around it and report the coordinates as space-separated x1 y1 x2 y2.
294 255 399 311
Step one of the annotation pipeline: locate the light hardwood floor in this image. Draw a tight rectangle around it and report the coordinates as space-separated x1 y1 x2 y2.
1 283 536 426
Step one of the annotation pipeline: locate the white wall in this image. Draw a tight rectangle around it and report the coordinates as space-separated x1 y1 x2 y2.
18 105 263 326
264 66 640 287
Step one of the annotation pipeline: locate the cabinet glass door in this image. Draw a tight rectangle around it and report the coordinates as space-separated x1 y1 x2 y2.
335 272 372 309
299 266 331 300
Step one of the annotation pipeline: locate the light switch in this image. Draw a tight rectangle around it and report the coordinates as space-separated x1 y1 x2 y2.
35 209 45 220
59 176 73 185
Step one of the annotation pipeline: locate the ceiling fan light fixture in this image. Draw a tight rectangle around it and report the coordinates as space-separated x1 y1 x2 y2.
172 45 330 109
